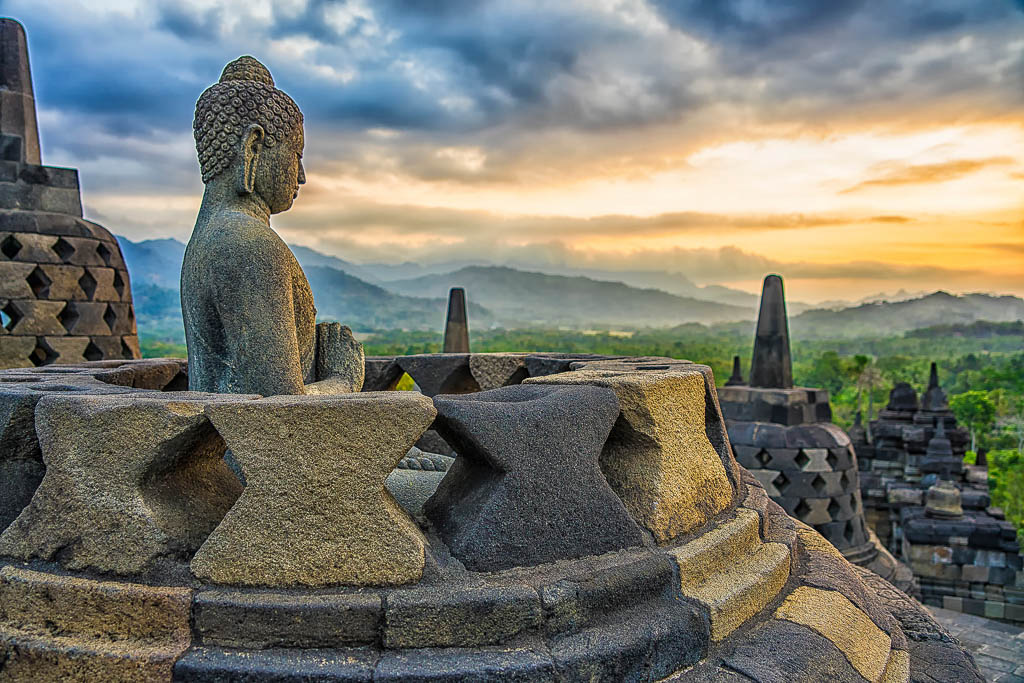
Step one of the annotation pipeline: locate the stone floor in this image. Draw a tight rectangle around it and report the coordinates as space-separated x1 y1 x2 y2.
930 607 1024 682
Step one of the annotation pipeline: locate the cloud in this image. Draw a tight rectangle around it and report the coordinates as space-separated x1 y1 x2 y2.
841 156 1015 193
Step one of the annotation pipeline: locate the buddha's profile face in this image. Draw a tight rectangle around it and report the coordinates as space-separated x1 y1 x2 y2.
194 56 306 214
256 125 305 214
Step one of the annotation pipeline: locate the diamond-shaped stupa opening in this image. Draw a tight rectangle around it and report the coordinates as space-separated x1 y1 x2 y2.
78 270 97 299
29 339 58 367
811 474 827 495
794 499 811 521
756 449 771 467
96 243 112 267
112 270 125 298
58 303 79 333
53 237 75 263
26 266 51 298
83 340 103 362
103 304 117 332
827 498 841 520
2 301 22 332
794 449 810 470
1 235 22 259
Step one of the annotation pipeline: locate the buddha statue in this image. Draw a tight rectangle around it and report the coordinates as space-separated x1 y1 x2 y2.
181 56 363 395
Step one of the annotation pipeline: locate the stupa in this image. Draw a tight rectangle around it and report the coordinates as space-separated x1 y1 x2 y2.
0 19 139 369
717 274 915 593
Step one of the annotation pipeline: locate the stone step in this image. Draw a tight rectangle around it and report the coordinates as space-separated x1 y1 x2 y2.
0 565 191 644
670 509 792 640
0 628 181 682
672 508 763 583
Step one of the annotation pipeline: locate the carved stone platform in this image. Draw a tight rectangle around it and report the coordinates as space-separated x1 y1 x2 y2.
0 355 983 682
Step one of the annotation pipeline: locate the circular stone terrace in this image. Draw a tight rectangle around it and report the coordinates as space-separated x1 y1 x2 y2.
0 353 984 682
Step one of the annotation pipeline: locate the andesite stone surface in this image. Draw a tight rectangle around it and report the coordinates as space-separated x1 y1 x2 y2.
748 274 792 389
191 392 435 587
0 355 988 682
442 286 469 353
0 18 140 368
0 393 246 574
526 367 735 543
181 56 362 396
425 383 647 571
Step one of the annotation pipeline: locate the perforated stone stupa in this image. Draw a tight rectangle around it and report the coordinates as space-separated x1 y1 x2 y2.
718 274 915 593
0 19 139 369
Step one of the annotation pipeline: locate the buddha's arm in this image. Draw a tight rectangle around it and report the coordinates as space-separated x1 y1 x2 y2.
221 254 307 396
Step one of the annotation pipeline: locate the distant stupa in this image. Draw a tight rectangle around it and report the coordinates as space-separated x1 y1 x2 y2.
725 355 744 386
442 287 469 353
748 274 792 389
0 18 140 367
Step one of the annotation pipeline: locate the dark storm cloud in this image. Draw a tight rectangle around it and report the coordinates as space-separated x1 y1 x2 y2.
7 0 1023 196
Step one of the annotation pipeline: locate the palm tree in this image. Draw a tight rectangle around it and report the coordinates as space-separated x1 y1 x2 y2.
856 362 884 443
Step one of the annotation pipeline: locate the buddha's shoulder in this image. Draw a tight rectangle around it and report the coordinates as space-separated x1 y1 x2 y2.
189 214 297 272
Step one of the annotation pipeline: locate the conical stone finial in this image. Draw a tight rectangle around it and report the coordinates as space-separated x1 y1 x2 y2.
920 361 949 412
0 18 41 164
748 274 793 389
442 287 469 353
725 355 744 386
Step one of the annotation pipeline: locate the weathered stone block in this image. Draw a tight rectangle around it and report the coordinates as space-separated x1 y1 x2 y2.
774 585 892 682
0 390 43 531
398 353 479 396
0 394 245 574
384 584 542 648
4 298 64 334
526 368 734 543
192 392 434 587
194 590 382 648
469 352 529 389
425 384 645 571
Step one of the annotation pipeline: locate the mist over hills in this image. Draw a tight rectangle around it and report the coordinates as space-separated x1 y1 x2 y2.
117 236 1024 343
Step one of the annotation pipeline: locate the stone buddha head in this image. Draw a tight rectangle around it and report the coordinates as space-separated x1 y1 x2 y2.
193 56 305 214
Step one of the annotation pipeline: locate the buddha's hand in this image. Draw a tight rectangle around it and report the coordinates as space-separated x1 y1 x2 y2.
313 322 365 392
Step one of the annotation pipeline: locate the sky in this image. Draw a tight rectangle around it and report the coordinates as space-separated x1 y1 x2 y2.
5 0 1023 302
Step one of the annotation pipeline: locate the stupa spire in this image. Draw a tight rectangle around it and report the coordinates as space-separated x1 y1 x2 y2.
748 274 793 389
725 355 744 385
0 18 41 164
442 287 470 353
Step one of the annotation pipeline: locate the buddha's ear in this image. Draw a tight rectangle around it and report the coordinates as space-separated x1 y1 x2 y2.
237 124 265 196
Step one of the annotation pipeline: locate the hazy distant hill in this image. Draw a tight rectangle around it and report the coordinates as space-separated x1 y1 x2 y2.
385 266 753 327
791 292 1024 339
117 237 494 340
116 236 1024 341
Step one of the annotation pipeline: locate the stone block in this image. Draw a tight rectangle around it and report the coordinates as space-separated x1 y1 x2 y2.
34 264 86 300
192 392 434 587
0 336 41 368
105 302 135 335
38 335 90 363
193 590 381 648
0 261 34 298
398 353 479 396
0 231 60 264
4 298 65 334
425 384 645 571
774 585 892 682
526 368 734 543
0 393 245 574
0 566 192 681
962 565 990 583
79 266 123 302
174 646 378 682
469 352 529 389
984 600 1006 619
314 321 364 391
384 584 542 648
724 619 861 683
362 356 402 391
121 335 141 359
0 390 43 531
376 647 555 683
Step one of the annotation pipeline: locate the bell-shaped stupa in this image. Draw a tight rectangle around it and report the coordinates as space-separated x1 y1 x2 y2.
0 18 139 368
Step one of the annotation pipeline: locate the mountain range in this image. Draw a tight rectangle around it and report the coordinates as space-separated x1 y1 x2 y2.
117 236 1024 342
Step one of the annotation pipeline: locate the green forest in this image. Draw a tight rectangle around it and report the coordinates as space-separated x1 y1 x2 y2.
140 319 1024 537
